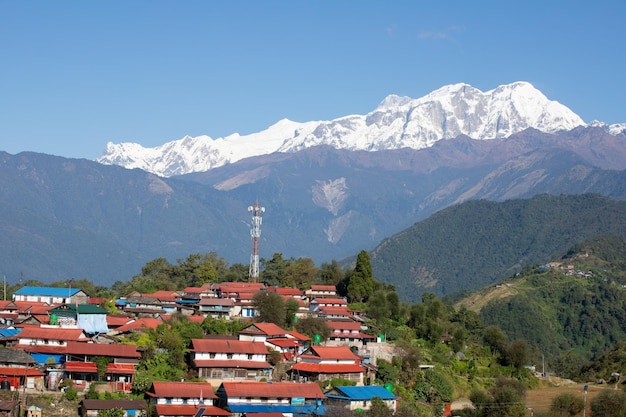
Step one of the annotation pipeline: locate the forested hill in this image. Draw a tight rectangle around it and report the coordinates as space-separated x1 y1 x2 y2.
369 193 626 302
454 235 626 378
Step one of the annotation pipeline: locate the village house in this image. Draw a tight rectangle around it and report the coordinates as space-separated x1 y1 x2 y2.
324 385 397 413
290 345 365 386
79 399 147 417
189 339 271 386
198 298 235 319
216 381 325 417
325 320 375 349
59 341 141 391
304 285 337 299
145 381 230 417
12 286 89 305
47 304 109 334
0 348 43 391
0 400 19 417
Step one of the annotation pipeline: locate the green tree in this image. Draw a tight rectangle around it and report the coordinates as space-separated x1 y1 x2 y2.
369 397 394 417
294 316 331 341
99 408 125 417
346 250 376 302
590 390 626 417
253 291 286 326
261 253 290 286
550 392 584 417
318 260 345 286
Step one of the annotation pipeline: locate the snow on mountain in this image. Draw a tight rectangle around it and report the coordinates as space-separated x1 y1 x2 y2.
97 81 590 177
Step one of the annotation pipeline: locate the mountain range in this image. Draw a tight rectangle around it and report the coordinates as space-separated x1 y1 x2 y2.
97 81 624 177
1 82 625 295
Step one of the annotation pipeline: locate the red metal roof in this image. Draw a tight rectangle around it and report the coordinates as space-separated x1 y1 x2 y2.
65 362 97 373
239 322 287 337
191 339 268 354
106 364 136 374
193 360 270 369
325 320 361 331
308 346 360 360
309 285 337 291
266 339 300 349
141 291 181 302
14 326 88 341
286 330 311 341
106 315 132 326
310 298 347 305
220 381 325 398
114 318 164 333
155 405 230 416
0 367 44 377
291 362 365 374
147 382 217 399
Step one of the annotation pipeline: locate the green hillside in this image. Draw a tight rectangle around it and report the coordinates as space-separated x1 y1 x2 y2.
370 193 626 302
455 235 626 376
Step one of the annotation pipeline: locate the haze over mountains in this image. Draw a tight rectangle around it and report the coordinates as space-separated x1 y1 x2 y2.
1 82 625 297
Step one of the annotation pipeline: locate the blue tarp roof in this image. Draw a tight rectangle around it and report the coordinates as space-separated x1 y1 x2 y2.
327 385 396 400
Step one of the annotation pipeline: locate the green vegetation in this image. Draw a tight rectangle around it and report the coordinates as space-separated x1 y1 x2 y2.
370 193 626 301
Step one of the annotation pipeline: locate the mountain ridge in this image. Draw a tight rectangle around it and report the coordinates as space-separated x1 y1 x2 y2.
97 81 603 177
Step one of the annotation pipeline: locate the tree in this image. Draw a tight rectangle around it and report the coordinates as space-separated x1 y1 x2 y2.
550 393 584 417
253 291 286 326
505 339 529 370
483 325 508 357
294 316 331 341
346 250 376 302
369 397 394 417
318 260 345 286
590 390 626 417
99 408 125 417
261 253 290 286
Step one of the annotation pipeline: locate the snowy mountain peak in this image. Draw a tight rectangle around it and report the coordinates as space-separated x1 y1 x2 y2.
97 81 594 177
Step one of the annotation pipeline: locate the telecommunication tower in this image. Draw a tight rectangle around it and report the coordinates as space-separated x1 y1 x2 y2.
247 201 265 282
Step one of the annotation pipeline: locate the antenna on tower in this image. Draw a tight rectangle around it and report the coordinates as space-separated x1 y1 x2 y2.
247 201 265 282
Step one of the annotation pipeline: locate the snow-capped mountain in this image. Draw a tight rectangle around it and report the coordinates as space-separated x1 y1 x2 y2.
97 81 589 177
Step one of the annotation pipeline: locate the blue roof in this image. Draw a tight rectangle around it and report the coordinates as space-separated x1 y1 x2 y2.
13 286 81 297
0 328 21 338
327 386 396 401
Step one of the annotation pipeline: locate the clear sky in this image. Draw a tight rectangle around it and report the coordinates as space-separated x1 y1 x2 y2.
1 1 624 160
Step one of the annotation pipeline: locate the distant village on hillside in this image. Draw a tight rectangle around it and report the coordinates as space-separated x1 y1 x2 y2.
0 283 404 417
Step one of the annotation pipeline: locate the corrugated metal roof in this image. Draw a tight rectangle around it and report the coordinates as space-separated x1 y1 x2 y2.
13 286 82 297
330 385 396 400
220 381 325 398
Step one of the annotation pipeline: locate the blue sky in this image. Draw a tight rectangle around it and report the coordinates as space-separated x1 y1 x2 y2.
1 1 624 160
